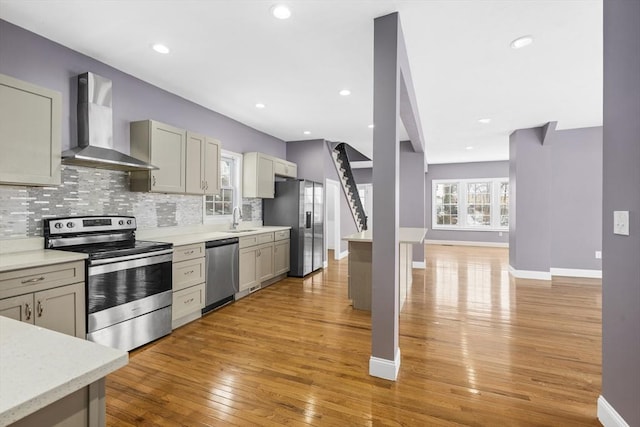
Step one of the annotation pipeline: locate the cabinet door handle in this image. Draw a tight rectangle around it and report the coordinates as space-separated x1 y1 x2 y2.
201 180 205 189
24 303 32 321
21 276 45 284
152 175 157 186
184 298 194 305
205 181 209 190
257 250 261 257
37 300 43 317
185 250 194 255
185 270 194 276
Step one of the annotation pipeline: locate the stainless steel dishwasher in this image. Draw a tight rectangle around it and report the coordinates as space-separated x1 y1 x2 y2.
203 237 239 313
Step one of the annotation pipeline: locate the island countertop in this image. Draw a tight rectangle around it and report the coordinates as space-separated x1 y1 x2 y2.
342 227 428 244
0 317 128 425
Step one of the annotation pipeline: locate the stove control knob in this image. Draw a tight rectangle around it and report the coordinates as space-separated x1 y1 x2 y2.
54 222 63 229
66 222 75 228
118 220 124 226
127 220 132 225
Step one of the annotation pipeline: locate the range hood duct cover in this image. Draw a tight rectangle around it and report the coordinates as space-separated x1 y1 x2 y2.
62 72 157 171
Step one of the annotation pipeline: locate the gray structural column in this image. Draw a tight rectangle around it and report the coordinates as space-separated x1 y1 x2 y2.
508 127 552 279
370 12 401 380
601 0 640 425
399 141 425 264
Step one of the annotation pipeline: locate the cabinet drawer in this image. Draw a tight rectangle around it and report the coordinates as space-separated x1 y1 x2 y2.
173 243 205 262
173 258 205 291
257 232 274 244
274 230 290 241
239 235 258 248
0 261 85 299
172 283 205 320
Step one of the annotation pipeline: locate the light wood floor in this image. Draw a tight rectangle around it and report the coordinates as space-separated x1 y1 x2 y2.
106 245 602 426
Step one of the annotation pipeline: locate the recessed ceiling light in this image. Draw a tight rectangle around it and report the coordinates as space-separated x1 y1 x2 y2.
255 103 266 109
510 35 534 49
303 131 311 135
339 89 351 96
368 124 375 129
152 43 170 54
478 118 491 124
271 4 291 19
465 146 474 150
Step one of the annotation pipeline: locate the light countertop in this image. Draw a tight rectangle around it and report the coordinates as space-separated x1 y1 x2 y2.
0 317 128 425
0 249 87 273
342 227 428 244
138 225 291 247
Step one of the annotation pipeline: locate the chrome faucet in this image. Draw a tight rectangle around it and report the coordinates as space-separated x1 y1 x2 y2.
231 206 242 230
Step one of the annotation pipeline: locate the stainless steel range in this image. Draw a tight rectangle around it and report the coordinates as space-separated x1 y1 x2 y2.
43 216 173 351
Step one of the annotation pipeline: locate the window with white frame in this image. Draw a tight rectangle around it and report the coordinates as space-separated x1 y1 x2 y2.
432 178 509 230
204 150 243 220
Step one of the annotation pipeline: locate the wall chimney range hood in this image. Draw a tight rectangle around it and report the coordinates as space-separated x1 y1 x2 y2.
62 72 157 171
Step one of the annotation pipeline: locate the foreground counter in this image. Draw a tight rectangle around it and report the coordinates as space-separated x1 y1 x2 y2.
0 317 128 427
342 228 427 311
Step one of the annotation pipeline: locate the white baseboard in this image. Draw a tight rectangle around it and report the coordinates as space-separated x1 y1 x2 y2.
598 395 630 427
425 239 508 248
508 265 552 281
550 268 602 278
369 348 401 381
412 261 426 269
336 250 349 260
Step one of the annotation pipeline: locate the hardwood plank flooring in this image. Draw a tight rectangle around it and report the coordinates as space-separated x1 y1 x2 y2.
106 245 602 426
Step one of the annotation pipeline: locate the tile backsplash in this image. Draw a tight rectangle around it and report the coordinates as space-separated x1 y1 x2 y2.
0 165 261 239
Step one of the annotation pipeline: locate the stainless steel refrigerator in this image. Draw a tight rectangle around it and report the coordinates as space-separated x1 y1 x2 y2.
263 180 324 277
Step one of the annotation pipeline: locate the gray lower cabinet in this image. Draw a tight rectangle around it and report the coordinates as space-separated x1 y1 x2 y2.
0 261 85 339
0 73 61 186
171 243 206 329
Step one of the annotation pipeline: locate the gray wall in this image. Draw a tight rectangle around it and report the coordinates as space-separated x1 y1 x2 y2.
602 0 640 425
0 19 285 158
550 127 602 270
399 141 425 263
426 161 510 244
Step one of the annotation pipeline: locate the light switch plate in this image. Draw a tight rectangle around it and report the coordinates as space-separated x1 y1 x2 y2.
614 211 629 236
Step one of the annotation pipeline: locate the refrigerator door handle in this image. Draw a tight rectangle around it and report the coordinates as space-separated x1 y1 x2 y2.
305 211 312 228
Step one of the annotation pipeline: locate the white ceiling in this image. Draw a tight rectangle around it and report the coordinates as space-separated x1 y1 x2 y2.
0 0 602 164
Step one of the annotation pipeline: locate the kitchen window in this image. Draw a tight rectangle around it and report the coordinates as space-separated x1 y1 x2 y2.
432 178 508 230
204 150 243 221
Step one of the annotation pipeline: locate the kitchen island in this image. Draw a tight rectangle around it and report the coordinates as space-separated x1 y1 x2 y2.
0 316 128 427
342 227 427 311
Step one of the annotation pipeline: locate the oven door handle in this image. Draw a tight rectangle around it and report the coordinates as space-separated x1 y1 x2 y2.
89 249 173 266
89 251 173 276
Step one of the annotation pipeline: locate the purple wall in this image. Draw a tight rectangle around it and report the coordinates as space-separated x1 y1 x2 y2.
426 161 510 244
285 139 358 254
286 140 325 183
399 141 425 262
352 168 373 184
509 126 603 274
550 127 603 271
509 128 552 272
602 0 640 425
0 20 285 158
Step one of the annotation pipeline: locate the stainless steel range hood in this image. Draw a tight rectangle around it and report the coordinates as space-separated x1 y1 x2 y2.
62 72 157 171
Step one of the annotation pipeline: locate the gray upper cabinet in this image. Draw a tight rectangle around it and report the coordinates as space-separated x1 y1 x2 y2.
0 73 61 186
130 120 186 193
185 131 221 195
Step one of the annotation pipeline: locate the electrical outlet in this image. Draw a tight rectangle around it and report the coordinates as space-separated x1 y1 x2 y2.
498 231 503 237
595 251 602 259
614 211 630 236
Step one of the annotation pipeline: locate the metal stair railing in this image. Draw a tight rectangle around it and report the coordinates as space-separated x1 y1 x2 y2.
332 143 368 231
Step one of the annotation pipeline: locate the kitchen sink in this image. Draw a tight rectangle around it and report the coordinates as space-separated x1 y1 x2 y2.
225 229 257 233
